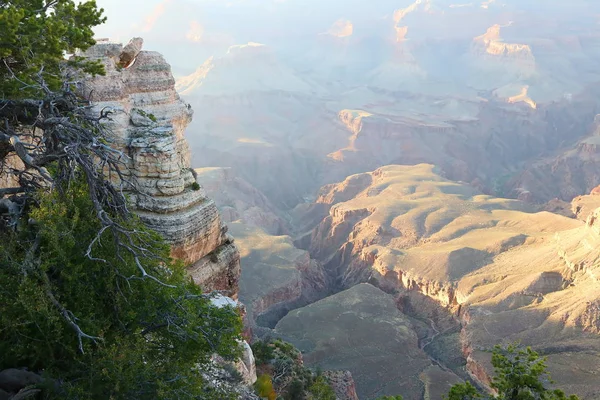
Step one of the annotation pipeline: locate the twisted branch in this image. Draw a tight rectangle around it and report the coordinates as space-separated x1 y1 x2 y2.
0 77 174 350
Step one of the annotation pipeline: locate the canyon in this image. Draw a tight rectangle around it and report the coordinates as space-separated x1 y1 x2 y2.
197 163 600 398
176 1 600 398
78 0 600 398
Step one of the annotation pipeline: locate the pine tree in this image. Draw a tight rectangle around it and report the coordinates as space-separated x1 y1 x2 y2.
0 0 105 98
446 344 580 400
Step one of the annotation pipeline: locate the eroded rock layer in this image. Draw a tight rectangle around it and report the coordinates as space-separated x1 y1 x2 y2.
80 39 240 297
295 164 600 399
194 168 329 328
275 283 461 400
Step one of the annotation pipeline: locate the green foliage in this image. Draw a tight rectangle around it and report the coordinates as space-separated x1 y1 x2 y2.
445 344 580 400
252 338 337 400
0 178 243 399
490 344 579 400
134 108 158 122
446 382 482 400
252 339 276 365
192 182 201 191
307 376 336 400
255 374 277 400
273 338 302 359
376 396 404 400
0 0 106 98
286 379 305 400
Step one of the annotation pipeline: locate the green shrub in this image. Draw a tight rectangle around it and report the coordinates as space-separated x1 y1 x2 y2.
0 179 243 399
308 376 336 400
446 344 580 400
285 379 305 400
251 340 275 366
255 374 277 400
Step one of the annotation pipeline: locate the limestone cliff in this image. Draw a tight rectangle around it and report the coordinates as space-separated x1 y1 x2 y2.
79 39 240 297
472 25 536 69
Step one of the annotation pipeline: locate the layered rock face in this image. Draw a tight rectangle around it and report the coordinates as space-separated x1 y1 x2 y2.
572 186 600 221
323 370 359 400
511 113 600 203
194 168 328 329
470 24 536 77
80 39 240 297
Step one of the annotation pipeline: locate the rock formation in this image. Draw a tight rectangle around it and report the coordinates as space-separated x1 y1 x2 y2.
323 19 354 38
323 370 359 400
292 164 600 398
571 186 600 221
79 38 240 297
194 168 329 329
77 38 260 393
511 114 600 203
471 25 536 73
275 283 460 400
0 369 44 400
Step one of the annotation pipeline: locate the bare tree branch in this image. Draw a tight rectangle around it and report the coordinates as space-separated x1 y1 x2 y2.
0 73 176 349
42 271 103 353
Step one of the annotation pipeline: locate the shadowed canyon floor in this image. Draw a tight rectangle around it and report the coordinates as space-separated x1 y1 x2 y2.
197 165 600 399
275 284 461 400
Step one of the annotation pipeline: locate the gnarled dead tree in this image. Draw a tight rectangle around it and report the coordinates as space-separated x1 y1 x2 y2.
0 75 173 352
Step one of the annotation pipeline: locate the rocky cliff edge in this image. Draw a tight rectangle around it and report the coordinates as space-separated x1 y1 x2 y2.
79 38 240 298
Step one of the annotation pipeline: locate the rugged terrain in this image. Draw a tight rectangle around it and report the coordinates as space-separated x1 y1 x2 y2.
275 283 461 400
170 0 600 207
284 165 600 399
194 168 329 331
90 1 600 399
197 162 600 399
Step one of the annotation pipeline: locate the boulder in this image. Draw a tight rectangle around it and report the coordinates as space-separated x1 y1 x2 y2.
0 369 42 393
119 37 143 68
236 340 257 385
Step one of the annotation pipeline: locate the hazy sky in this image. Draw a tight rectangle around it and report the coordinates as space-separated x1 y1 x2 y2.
93 0 599 41
92 0 600 75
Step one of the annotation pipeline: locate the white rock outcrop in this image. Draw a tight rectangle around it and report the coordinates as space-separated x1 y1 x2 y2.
79 38 240 297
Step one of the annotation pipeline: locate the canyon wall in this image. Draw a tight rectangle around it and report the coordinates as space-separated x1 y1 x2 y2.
289 164 600 399
79 39 240 297
173 0 600 211
194 167 330 330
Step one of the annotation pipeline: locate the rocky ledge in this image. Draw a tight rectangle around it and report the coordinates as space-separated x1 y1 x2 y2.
79 38 240 297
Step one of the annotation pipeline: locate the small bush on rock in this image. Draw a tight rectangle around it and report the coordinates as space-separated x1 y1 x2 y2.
255 374 277 400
